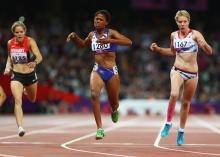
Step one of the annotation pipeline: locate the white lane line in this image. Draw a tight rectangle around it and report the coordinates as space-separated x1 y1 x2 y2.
0 120 93 140
0 142 56 145
154 117 220 156
0 154 22 157
92 143 220 147
156 145 220 156
194 117 220 134
61 118 139 157
0 120 93 157
153 120 165 147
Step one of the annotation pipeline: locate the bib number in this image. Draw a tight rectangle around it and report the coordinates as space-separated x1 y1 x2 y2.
92 43 110 51
175 41 187 48
11 52 28 64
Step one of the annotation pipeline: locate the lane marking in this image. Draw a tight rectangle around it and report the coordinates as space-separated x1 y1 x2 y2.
61 118 139 157
154 117 220 156
0 120 93 140
0 154 23 157
0 142 56 145
153 120 164 147
92 143 220 147
194 117 220 134
0 120 93 157
0 154 22 157
156 145 220 156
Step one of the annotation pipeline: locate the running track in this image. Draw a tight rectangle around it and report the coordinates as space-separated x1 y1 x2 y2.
0 114 220 157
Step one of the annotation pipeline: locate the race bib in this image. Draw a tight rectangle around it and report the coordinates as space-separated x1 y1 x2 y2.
91 42 110 51
11 52 28 64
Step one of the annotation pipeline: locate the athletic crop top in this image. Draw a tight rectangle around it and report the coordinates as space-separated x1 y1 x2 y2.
173 29 198 53
91 28 117 54
8 36 32 64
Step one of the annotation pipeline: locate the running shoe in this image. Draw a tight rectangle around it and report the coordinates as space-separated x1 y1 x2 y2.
111 111 119 123
177 131 184 146
18 127 25 137
161 123 172 138
95 128 105 140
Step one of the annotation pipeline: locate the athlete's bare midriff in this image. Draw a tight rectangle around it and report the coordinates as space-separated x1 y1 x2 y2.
95 52 116 68
12 64 35 74
174 52 198 72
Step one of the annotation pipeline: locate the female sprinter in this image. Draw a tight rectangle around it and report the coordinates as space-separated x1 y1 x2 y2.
67 10 132 139
4 17 43 137
150 10 212 145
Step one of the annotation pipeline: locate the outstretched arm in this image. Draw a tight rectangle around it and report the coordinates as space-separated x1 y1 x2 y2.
194 30 212 55
97 29 132 46
66 32 92 48
150 33 175 56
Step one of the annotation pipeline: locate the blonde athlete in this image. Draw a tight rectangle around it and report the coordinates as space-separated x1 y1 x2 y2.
4 17 43 137
150 10 212 146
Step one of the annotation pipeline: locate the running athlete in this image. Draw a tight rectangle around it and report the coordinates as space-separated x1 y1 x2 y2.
150 10 212 145
67 10 132 139
4 17 43 137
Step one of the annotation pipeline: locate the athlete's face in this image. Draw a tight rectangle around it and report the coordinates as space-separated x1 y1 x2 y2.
13 26 26 42
176 16 190 32
94 14 108 29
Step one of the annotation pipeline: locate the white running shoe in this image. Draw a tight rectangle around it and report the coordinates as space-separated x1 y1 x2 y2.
18 127 25 137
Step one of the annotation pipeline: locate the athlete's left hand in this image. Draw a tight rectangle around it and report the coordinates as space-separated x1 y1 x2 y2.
27 62 37 69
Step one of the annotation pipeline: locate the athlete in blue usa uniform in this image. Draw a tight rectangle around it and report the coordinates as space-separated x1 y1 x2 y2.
150 10 212 146
66 10 132 139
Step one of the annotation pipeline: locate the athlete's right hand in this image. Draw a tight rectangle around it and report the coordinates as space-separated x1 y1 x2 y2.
3 68 11 75
66 32 76 42
150 43 159 52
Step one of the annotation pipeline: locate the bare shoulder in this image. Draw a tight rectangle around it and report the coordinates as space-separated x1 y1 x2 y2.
7 39 11 45
88 31 93 36
192 30 204 40
109 28 117 33
87 31 94 39
170 31 177 39
192 29 202 35
171 31 177 36
28 37 38 45
28 37 35 42
109 29 120 37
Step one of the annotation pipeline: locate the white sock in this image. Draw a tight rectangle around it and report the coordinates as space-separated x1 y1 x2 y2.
166 122 172 125
178 128 184 132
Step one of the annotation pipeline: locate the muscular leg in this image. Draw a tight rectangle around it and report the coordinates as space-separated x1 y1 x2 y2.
0 86 6 107
90 72 104 129
11 81 24 128
161 70 184 138
105 75 120 112
180 77 198 129
24 82 38 103
166 70 184 122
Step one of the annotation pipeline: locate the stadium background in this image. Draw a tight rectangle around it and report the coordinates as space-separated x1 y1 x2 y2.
0 0 219 115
